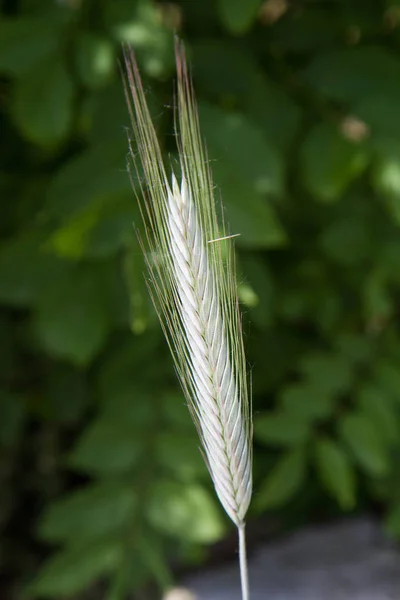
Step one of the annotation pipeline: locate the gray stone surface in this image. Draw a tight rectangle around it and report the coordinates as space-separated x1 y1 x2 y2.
181 518 400 599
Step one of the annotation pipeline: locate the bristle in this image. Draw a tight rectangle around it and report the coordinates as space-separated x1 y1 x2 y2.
123 41 252 528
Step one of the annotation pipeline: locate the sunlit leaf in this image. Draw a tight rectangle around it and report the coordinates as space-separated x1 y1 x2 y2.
30 539 123 597
255 447 306 510
314 437 356 510
358 385 399 444
371 138 400 224
68 418 142 474
218 0 261 34
38 483 136 543
301 123 368 202
148 482 225 543
339 412 390 476
75 32 115 89
199 103 286 248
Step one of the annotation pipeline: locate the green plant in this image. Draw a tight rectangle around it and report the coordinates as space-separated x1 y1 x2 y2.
2 0 400 598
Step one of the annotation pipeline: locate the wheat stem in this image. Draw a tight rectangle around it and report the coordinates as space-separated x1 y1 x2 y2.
238 523 249 600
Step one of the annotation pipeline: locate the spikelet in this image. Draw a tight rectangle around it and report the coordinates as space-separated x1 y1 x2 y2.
122 40 252 529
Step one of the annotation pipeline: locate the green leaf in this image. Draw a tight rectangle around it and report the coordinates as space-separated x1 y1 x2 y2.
358 385 399 444
303 46 400 104
212 164 286 248
47 142 132 220
43 365 90 423
255 447 306 510
89 80 133 144
34 265 111 365
12 55 74 146
314 437 356 510
192 41 301 151
200 103 283 196
140 533 173 590
301 123 368 202
218 0 261 34
47 201 136 260
299 352 353 396
386 0 400 26
46 209 100 260
356 94 400 141
0 231 70 307
30 539 123 597
334 332 372 365
384 503 400 537
38 483 136 543
254 411 310 446
104 531 167 595
373 361 400 402
68 418 142 474
387 0 400 10
279 384 334 421
97 340 166 418
98 259 131 330
371 138 400 224
378 237 400 284
75 32 115 89
339 412 389 476
123 238 157 334
0 17 61 76
267 7 341 53
198 103 286 248
320 211 372 266
238 254 275 329
155 433 207 481
84 206 136 258
148 482 225 543
362 269 393 324
160 392 195 432
338 0 383 35
106 0 174 77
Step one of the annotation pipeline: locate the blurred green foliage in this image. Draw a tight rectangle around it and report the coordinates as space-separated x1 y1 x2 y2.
3 0 400 598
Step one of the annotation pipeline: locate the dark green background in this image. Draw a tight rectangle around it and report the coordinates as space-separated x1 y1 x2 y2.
2 0 400 597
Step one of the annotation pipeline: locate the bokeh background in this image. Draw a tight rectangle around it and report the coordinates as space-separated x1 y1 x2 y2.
2 0 400 598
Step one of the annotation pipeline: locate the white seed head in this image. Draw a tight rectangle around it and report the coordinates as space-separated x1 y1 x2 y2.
123 39 252 527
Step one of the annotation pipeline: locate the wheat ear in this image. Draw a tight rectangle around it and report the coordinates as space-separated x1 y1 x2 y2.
123 39 252 599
